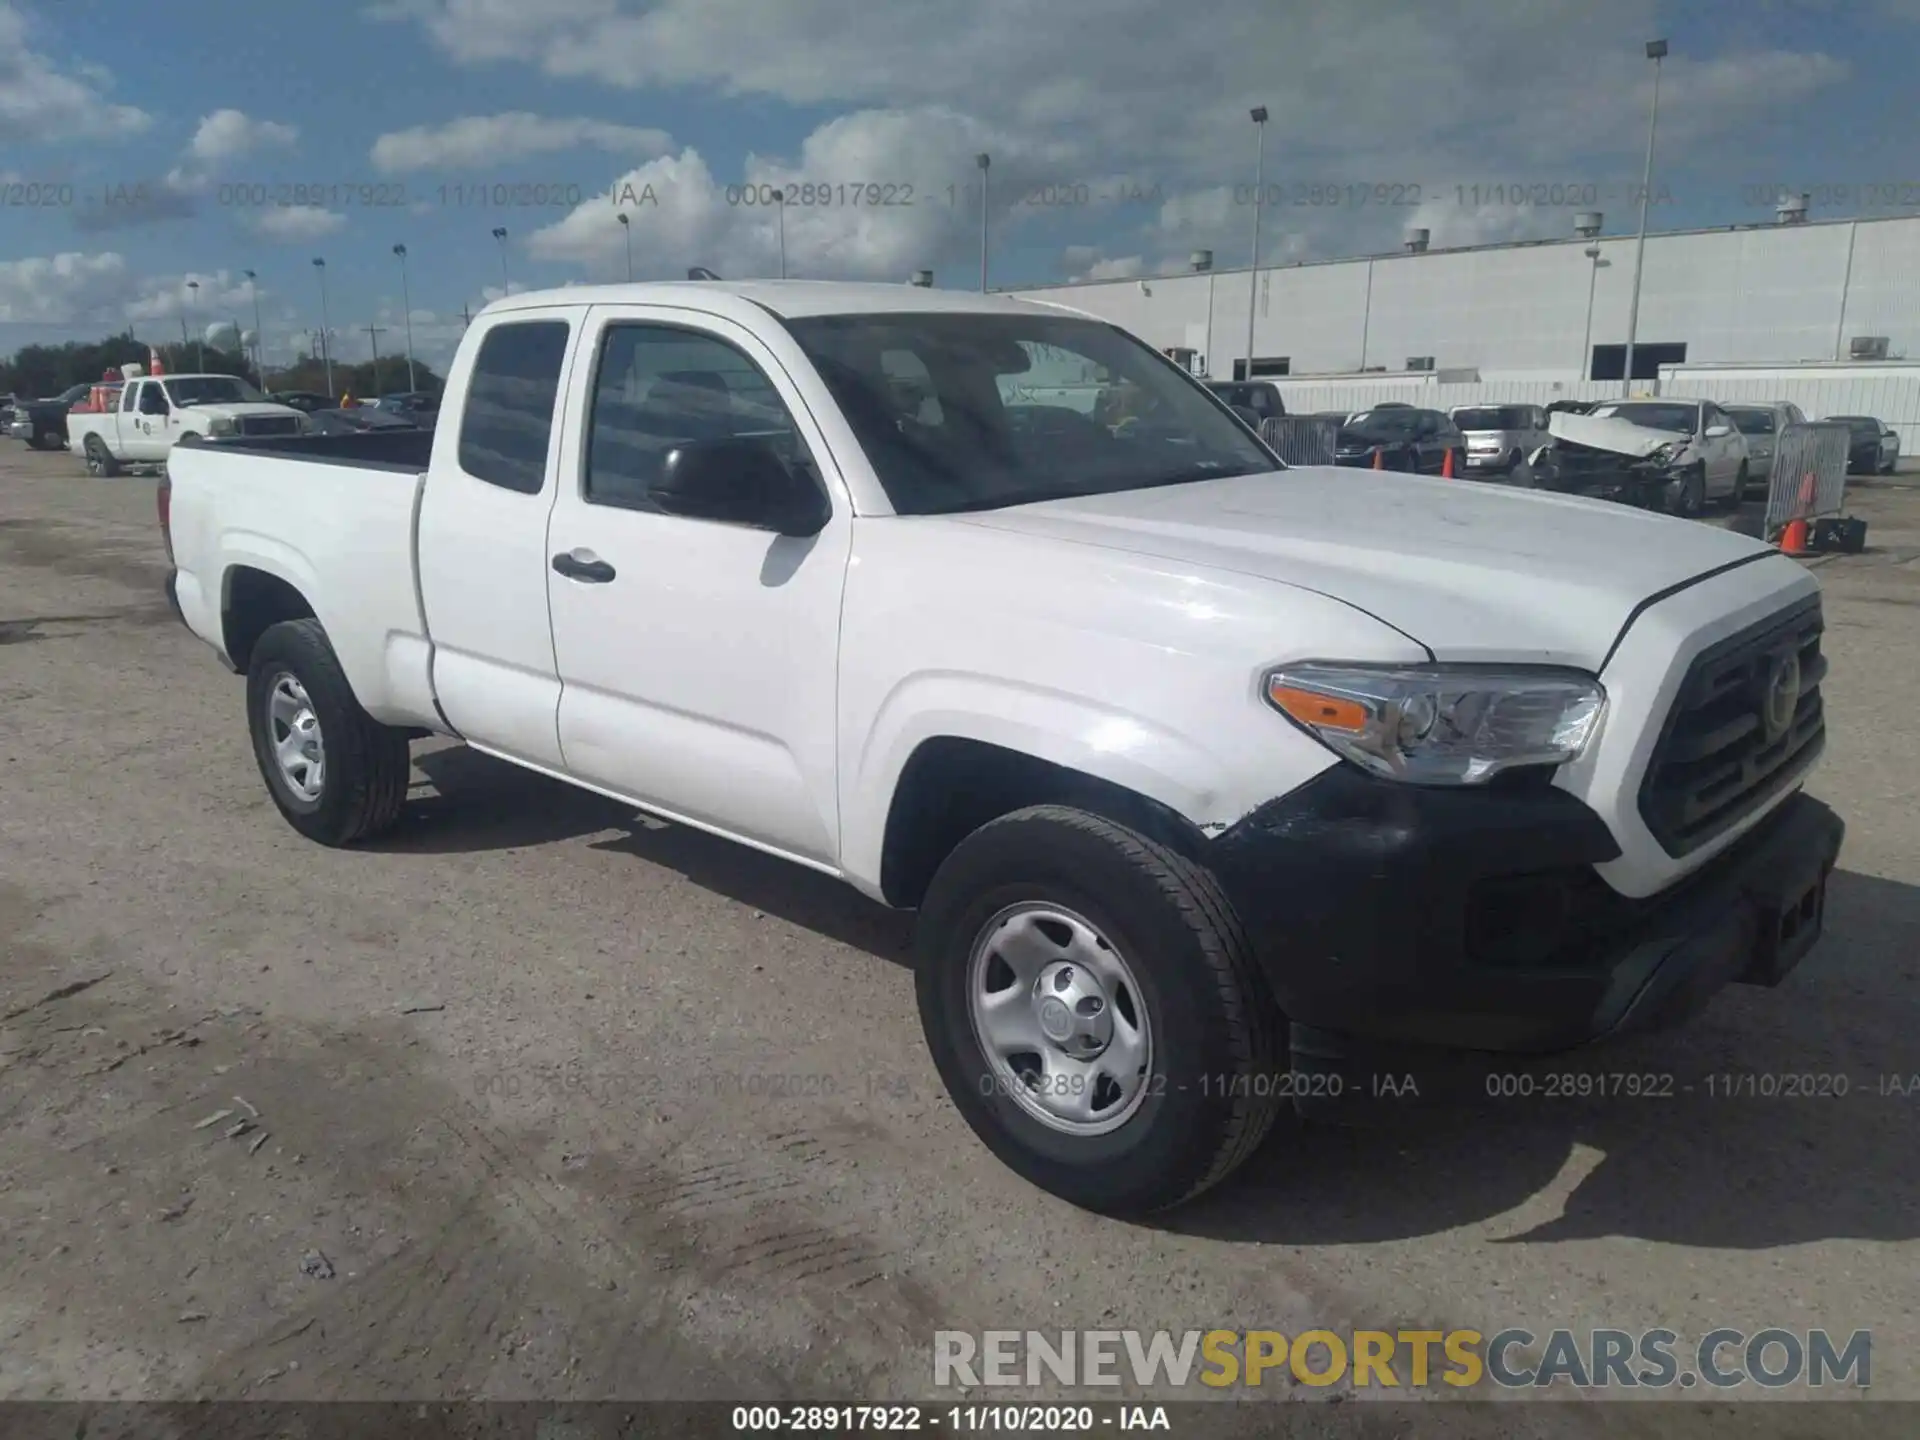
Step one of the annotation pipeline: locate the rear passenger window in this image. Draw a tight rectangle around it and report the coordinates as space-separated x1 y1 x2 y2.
458 320 571 494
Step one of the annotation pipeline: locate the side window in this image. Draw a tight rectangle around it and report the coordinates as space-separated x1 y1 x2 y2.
1415 412 1438 438
140 385 170 415
457 319 571 494
121 383 140 414
584 322 809 511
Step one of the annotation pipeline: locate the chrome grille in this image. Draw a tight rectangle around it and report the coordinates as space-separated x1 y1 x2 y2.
1638 596 1826 856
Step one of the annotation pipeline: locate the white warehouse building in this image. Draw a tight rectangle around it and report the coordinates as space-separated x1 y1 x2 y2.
1006 212 1920 386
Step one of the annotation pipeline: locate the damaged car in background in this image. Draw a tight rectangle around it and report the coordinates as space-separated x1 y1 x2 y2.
1518 399 1750 517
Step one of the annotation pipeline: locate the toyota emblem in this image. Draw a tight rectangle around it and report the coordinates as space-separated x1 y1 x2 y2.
1761 651 1801 742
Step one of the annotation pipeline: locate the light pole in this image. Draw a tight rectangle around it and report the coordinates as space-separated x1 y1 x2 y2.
1621 39 1666 396
1581 244 1606 379
364 324 387 396
976 153 991 292
617 211 632 281
242 270 265 387
1245 105 1268 384
773 188 787 279
311 257 334 397
187 280 205 370
392 244 418 392
1191 250 1215 377
492 227 510 294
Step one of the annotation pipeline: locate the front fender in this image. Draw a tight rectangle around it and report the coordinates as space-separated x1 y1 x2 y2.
838 669 1338 897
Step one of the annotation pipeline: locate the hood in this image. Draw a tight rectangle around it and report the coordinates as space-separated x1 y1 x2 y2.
179 401 303 418
1547 411 1686 459
949 466 1772 670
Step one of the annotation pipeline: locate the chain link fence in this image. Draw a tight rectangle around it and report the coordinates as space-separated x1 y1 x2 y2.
1259 415 1341 467
1764 422 1851 536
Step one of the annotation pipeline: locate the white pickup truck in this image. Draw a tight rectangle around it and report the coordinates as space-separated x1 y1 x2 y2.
162 281 1843 1215
69 373 306 475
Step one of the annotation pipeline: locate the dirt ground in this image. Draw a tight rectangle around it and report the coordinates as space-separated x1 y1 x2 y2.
1 445 1916 1425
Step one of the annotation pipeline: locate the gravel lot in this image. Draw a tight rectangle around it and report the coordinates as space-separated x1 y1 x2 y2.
2 443 1916 1425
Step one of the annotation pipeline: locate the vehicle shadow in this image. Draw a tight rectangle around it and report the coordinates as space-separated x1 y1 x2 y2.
1166 867 1920 1250
375 743 915 969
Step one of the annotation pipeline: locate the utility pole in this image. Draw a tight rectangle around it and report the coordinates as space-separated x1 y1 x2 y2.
242 270 265 388
1621 39 1667 395
975 154 991 292
312 257 334 397
1245 105 1269 384
364 325 387 396
392 245 418 392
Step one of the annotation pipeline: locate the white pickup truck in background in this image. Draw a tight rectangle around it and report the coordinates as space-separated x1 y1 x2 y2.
162 281 1844 1215
69 373 306 475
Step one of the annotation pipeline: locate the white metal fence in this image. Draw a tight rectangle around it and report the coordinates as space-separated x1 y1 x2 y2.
1260 375 1920 462
1764 423 1851 535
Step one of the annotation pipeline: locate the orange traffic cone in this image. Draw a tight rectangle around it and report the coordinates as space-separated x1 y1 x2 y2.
1780 518 1811 556
1372 447 1384 470
1441 447 1455 479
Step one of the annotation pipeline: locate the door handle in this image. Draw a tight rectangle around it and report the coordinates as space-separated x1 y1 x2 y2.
551 551 616 583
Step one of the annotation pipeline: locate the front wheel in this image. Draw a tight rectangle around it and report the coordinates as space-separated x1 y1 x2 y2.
1670 464 1707 518
915 805 1284 1215
245 618 412 846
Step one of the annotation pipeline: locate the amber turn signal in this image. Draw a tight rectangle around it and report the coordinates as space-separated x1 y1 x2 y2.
1267 682 1370 732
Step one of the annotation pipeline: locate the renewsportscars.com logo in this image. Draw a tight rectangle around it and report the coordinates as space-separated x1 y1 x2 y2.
933 1328 1871 1391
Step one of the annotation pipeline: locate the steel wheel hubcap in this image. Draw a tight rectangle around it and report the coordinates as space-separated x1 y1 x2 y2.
266 673 325 801
967 902 1153 1136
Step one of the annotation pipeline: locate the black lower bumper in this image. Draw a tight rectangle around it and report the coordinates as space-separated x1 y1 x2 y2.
164 570 185 624
1207 766 1843 1058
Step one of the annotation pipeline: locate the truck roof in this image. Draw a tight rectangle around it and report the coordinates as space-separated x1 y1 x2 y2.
483 280 1094 322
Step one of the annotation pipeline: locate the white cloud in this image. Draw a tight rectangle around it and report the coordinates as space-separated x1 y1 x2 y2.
1077 255 1145 281
384 0 1854 269
248 206 349 241
0 1 151 142
370 112 672 172
0 251 133 324
526 106 1075 281
188 109 299 163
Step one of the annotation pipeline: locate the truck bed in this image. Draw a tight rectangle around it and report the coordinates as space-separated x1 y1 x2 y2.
165 439 440 728
187 428 435 471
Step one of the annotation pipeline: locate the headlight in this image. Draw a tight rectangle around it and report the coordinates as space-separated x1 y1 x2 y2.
1264 663 1605 785
208 415 236 436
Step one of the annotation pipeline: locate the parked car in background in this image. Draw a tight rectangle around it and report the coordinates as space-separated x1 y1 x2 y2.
268 392 337 414
1334 406 1465 475
6 382 95 449
1724 402 1808 495
68 374 308 476
373 391 441 427
1450 403 1551 475
1204 381 1286 424
1825 414 1900 474
1581 398 1749 515
304 405 423 436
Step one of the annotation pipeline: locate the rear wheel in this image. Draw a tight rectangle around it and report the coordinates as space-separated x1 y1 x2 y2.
32 428 64 451
245 618 411 847
82 434 119 477
915 805 1284 1215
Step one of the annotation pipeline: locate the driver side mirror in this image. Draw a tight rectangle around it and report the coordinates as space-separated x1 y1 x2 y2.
1706 423 1732 438
1230 404 1262 429
653 437 830 538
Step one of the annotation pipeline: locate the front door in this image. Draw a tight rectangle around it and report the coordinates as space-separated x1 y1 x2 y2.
131 382 172 460
545 307 852 865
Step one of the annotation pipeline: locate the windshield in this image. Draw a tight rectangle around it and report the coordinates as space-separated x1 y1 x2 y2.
781 312 1275 515
1728 409 1775 435
1452 406 1528 430
164 376 265 406
1342 409 1422 441
1588 401 1696 434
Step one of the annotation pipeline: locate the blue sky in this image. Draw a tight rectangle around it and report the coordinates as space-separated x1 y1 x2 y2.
6 0 1920 369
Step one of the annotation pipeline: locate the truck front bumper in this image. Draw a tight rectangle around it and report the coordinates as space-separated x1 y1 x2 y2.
1207 765 1843 1057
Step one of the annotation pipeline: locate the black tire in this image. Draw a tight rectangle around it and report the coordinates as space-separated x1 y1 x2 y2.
1725 462 1750 509
1670 464 1706 518
83 434 119 477
245 617 411 847
915 805 1283 1215
33 428 64 451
